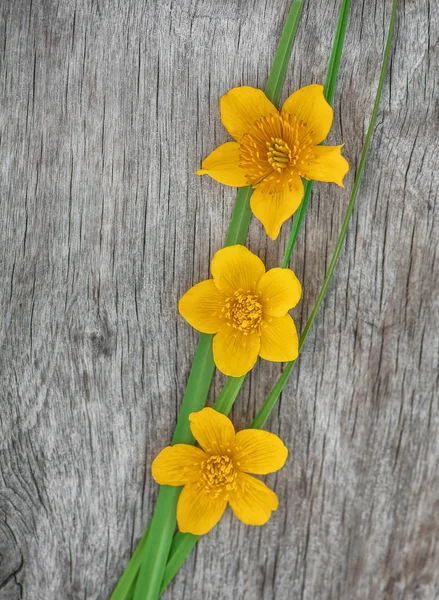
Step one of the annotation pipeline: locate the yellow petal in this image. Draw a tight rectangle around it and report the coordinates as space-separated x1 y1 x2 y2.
281 83 333 145
213 326 260 377
178 279 227 334
189 407 236 454
257 268 302 317
220 86 278 142
197 142 248 187
177 483 227 535
300 145 349 187
211 245 265 295
152 445 208 486
259 314 298 362
233 429 288 474
250 178 304 240
228 472 278 526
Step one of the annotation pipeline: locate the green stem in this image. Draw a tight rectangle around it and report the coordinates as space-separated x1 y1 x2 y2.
252 0 398 429
212 376 246 414
224 187 253 246
323 0 351 106
132 335 215 600
129 3 305 599
264 0 304 107
157 0 398 591
115 104 254 600
170 334 215 445
225 0 304 249
160 533 199 595
147 5 350 591
110 527 150 600
281 0 351 269
151 377 245 597
208 0 350 434
280 181 313 268
250 360 296 429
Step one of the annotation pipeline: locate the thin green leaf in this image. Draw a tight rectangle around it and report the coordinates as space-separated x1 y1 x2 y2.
252 0 398 429
132 334 214 600
157 0 398 591
281 0 351 269
225 0 305 249
324 0 351 105
212 375 246 414
212 0 351 426
110 527 150 600
127 3 305 599
264 0 304 106
224 186 253 246
159 533 199 595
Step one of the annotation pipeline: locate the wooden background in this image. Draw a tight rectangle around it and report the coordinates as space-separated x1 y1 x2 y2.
1 0 438 598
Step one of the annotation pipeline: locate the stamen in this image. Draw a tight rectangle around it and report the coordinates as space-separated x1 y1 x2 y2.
225 291 263 332
199 455 238 499
238 111 316 190
266 137 291 172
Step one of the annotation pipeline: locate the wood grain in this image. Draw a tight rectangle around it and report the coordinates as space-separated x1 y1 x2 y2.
1 0 438 598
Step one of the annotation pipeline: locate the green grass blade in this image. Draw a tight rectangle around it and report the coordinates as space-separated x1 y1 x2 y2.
152 376 244 596
110 527 150 600
132 334 214 600
214 0 351 418
225 0 304 249
280 181 312 267
129 4 305 600
324 0 351 105
249 359 296 429
212 376 246 413
252 0 398 429
170 334 215 445
159 533 199 595
264 0 304 106
224 187 253 246
281 0 351 268
150 7 351 587
157 0 398 590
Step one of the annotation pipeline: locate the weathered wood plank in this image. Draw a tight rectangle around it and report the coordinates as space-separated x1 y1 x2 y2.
1 0 438 598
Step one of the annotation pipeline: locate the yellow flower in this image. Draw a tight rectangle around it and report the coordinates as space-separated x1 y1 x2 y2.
178 245 301 377
152 407 288 535
197 84 349 239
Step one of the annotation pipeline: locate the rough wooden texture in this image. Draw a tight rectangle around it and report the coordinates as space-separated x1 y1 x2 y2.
1 0 438 598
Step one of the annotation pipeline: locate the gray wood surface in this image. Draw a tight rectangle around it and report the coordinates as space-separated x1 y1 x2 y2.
1 0 438 598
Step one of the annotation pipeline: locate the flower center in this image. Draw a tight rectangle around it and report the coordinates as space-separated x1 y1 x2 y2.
227 291 262 332
200 455 238 498
266 137 291 172
238 111 315 191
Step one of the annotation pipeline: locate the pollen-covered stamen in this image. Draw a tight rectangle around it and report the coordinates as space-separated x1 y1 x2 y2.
199 455 238 498
239 111 317 189
266 137 291 172
223 291 263 332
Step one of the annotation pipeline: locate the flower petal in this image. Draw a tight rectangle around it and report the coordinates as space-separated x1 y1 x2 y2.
234 429 288 474
300 145 349 187
197 142 248 187
177 483 227 535
152 445 208 486
250 178 304 240
189 407 236 454
228 472 278 526
259 314 299 362
178 279 227 334
220 86 278 142
281 84 333 144
211 245 265 295
257 268 302 317
213 326 260 377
